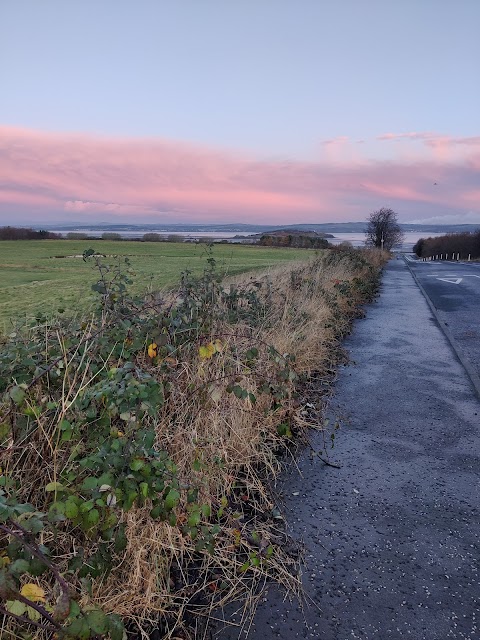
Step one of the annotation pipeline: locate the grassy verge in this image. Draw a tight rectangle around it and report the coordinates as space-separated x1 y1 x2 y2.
0 240 311 330
0 247 388 639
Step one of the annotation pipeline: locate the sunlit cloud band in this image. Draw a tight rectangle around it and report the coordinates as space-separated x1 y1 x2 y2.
0 127 479 224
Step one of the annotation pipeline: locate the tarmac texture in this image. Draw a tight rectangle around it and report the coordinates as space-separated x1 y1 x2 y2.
213 259 480 640
406 258 480 380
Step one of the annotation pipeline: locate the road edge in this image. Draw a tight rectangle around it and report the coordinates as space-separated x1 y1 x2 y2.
404 258 480 399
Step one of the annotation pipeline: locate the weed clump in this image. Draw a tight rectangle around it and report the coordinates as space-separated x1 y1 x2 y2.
0 246 387 638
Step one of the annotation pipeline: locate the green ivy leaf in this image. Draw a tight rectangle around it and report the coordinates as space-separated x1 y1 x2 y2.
129 459 144 471
6 600 27 617
83 508 100 529
28 557 48 577
150 504 163 519
9 386 25 405
65 616 86 637
79 500 95 513
86 609 109 634
233 385 244 399
45 482 65 492
21 515 44 534
108 613 125 640
187 509 201 528
65 499 79 519
164 488 180 511
49 501 66 521
10 559 30 577
114 525 127 554
81 477 99 491
277 423 292 437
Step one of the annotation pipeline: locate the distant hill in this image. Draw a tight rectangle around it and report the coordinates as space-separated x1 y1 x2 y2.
238 228 334 239
268 222 480 234
35 221 480 235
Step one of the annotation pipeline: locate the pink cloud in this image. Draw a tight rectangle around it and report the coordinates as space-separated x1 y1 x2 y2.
378 131 480 155
377 132 436 141
0 189 59 208
0 126 479 224
360 182 428 202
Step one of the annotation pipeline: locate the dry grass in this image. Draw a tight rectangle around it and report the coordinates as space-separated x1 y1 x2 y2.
95 249 387 634
0 248 389 638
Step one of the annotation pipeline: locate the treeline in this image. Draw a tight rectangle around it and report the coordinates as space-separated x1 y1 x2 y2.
259 233 329 249
0 226 61 240
0 228 190 242
142 233 184 242
413 230 480 259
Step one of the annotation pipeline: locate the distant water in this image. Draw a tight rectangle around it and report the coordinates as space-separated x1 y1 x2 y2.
47 228 248 240
329 231 443 250
46 227 442 250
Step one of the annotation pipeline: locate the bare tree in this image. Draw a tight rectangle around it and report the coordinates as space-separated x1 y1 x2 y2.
365 208 404 250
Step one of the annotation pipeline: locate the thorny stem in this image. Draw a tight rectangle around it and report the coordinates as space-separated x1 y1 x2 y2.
8 592 60 629
0 604 58 633
0 521 70 594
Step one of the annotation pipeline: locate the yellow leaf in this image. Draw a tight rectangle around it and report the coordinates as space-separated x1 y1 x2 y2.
213 339 223 353
21 583 46 603
199 343 215 360
147 343 158 358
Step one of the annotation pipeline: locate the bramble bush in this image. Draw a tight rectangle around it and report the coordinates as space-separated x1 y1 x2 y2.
0 245 386 638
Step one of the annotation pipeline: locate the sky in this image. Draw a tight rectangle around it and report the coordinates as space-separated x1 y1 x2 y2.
1 0 479 226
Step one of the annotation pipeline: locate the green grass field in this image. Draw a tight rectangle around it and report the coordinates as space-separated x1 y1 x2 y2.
0 240 312 330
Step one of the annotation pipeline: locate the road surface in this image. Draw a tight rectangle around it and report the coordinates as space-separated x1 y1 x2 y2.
404 257 480 379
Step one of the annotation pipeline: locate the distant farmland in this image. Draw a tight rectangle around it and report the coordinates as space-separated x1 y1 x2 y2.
0 240 312 329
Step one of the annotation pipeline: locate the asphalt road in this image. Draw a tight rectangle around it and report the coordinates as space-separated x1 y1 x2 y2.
212 259 480 640
404 257 480 378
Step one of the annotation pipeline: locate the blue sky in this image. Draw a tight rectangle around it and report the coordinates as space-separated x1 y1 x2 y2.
1 0 479 224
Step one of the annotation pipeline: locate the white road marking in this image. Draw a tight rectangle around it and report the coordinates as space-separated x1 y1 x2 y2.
426 274 480 278
436 278 463 284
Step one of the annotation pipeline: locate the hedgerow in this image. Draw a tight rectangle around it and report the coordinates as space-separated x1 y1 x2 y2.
413 230 480 259
0 246 387 638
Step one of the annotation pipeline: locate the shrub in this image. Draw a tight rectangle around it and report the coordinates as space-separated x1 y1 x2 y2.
101 232 122 241
66 232 90 240
142 233 162 242
0 246 387 638
259 233 329 249
415 230 480 259
0 226 60 240
412 238 425 256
